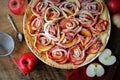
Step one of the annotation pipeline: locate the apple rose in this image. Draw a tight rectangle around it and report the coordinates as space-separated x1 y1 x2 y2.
62 30 75 43
68 45 85 65
57 32 81 48
59 1 79 18
29 15 44 35
44 4 63 22
95 18 108 32
66 0 80 8
32 1 48 16
86 2 103 15
44 22 60 41
60 18 82 36
50 0 61 4
86 40 102 54
89 18 108 35
79 0 93 4
60 18 80 30
79 28 92 47
75 11 94 25
47 46 69 64
35 33 54 51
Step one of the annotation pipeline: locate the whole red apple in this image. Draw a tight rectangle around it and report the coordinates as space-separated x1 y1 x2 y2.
13 52 38 75
8 0 28 15
107 0 120 14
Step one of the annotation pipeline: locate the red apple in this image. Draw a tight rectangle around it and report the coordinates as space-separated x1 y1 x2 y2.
13 52 38 75
112 13 120 30
107 0 120 14
8 0 28 15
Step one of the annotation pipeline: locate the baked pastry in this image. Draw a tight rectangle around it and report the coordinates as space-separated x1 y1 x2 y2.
23 0 111 69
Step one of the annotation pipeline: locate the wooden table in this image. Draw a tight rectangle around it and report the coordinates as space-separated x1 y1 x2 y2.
0 0 70 80
0 0 120 80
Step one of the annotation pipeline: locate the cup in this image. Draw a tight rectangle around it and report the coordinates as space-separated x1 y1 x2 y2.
0 32 14 56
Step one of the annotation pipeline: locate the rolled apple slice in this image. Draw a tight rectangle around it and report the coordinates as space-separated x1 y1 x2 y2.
31 0 48 16
50 0 61 4
57 34 81 48
47 46 69 64
35 33 54 52
86 63 105 77
79 0 93 5
68 45 85 65
75 11 94 25
95 18 108 33
44 22 60 41
29 15 44 35
44 4 63 22
98 49 116 66
59 1 79 18
60 18 80 30
86 2 103 15
86 40 102 54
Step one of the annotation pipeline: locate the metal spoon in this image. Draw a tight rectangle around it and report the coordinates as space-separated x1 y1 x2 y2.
7 14 24 42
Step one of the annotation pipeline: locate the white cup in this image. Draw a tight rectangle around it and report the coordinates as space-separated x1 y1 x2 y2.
0 32 14 56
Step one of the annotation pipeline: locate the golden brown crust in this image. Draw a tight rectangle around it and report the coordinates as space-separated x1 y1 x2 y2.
23 0 111 69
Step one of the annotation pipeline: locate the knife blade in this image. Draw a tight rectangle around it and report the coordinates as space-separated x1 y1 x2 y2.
104 43 120 80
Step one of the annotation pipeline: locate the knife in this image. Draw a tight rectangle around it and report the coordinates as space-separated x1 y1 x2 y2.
104 43 120 80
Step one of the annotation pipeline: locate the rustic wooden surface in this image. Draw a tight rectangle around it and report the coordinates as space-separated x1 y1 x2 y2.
0 0 120 80
0 0 70 80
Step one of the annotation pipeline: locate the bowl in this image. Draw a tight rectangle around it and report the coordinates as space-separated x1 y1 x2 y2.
0 32 14 56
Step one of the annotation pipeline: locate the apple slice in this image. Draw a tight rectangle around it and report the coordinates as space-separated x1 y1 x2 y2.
86 63 105 77
98 49 116 66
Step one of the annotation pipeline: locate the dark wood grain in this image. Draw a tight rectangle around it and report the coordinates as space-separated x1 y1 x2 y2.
0 0 120 80
0 0 70 80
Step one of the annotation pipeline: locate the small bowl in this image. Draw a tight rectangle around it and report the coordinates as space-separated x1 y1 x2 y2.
0 32 14 56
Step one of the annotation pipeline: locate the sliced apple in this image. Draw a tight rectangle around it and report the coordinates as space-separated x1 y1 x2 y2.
63 38 78 48
86 63 105 77
35 43 54 52
98 49 116 66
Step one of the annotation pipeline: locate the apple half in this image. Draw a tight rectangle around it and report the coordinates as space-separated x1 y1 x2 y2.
98 49 116 66
86 63 105 77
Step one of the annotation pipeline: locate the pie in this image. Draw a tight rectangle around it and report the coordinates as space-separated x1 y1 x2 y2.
23 0 111 69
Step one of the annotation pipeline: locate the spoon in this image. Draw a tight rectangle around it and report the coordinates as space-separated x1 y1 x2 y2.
7 14 24 42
